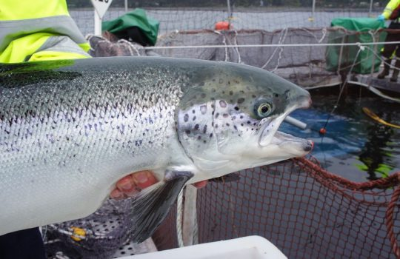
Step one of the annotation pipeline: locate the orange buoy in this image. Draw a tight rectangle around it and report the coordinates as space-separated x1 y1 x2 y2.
215 21 231 30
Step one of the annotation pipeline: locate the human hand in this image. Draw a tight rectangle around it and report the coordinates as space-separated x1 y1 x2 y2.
377 14 385 22
110 170 208 199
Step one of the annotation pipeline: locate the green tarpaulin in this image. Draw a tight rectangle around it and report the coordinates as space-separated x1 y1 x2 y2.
102 8 159 46
326 18 386 74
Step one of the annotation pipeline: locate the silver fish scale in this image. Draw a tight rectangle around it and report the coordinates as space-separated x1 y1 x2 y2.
0 62 187 234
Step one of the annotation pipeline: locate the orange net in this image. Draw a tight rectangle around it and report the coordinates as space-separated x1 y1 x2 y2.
155 157 400 259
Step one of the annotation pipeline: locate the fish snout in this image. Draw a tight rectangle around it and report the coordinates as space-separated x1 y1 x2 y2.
303 140 314 153
297 94 312 109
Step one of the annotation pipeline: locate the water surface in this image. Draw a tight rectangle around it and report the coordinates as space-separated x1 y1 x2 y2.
283 87 400 182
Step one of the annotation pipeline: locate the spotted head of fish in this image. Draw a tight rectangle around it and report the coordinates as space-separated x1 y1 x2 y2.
177 62 313 179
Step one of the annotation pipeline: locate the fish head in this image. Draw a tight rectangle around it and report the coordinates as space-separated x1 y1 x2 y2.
177 62 313 176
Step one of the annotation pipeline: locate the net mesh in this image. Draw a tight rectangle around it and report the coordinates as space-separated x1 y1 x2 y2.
45 157 400 259
195 157 400 259
68 1 383 36
89 28 389 88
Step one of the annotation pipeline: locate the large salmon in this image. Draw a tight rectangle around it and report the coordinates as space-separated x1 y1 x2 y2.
0 57 312 242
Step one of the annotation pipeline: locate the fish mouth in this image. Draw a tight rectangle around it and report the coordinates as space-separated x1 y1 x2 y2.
258 95 313 154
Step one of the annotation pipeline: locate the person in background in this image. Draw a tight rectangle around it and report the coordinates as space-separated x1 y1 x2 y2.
377 0 400 82
0 0 207 258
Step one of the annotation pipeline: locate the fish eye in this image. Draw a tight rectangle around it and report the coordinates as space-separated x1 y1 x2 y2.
255 102 274 118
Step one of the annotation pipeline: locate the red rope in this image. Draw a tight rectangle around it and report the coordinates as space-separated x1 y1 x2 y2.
295 157 400 191
386 183 400 259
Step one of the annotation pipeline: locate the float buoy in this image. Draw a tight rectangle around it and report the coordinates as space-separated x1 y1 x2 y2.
215 21 231 30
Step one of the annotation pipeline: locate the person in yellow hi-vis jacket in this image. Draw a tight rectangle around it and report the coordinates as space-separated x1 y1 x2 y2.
0 0 91 63
377 0 400 82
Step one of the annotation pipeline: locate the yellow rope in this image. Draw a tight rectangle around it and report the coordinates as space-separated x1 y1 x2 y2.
363 107 400 129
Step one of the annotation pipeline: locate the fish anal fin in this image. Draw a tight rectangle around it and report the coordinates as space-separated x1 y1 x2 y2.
131 170 193 243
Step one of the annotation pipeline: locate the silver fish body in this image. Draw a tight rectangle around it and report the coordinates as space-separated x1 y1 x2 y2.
0 57 312 240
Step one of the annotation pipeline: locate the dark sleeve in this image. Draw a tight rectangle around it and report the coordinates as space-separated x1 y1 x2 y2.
0 227 46 259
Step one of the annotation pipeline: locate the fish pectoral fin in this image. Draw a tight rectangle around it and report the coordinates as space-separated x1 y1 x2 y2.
130 170 194 243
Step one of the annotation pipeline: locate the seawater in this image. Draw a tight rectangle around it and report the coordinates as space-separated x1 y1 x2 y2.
283 87 400 182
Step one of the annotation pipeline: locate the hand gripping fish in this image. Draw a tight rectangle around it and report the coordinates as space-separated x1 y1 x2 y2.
0 57 313 242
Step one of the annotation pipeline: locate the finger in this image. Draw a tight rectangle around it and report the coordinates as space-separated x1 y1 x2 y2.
192 180 208 189
132 170 158 189
110 189 124 200
116 175 136 193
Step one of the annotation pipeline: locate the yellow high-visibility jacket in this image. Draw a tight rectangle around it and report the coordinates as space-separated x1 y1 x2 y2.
0 0 91 63
382 0 400 19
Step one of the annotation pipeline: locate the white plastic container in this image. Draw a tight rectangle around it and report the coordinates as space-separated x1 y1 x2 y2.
121 235 287 259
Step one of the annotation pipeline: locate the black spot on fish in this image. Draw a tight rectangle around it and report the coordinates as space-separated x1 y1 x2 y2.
237 98 245 104
209 133 213 138
193 116 197 121
234 106 239 111
192 110 195 114
203 125 207 134
197 136 202 140
215 113 219 118
274 93 279 97
226 123 230 127
185 130 191 135
247 121 251 124
194 124 200 131
135 140 142 147
203 140 207 144
184 114 189 122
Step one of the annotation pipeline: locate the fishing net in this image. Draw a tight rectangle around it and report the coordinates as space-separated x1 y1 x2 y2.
88 27 391 89
45 157 400 259
153 28 388 88
69 2 381 36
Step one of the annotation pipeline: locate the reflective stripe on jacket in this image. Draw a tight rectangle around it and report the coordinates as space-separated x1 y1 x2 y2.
382 0 400 19
0 0 91 63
